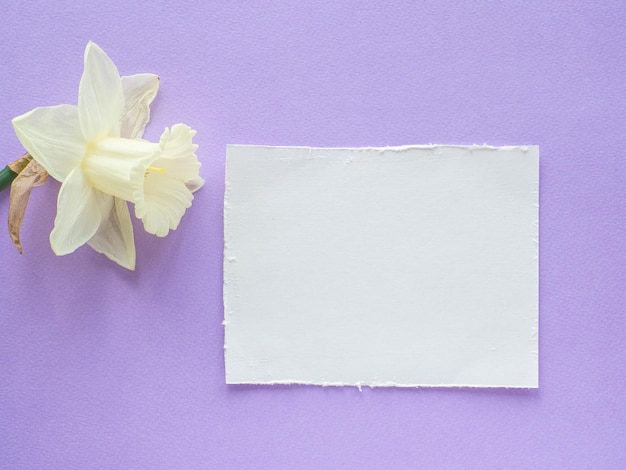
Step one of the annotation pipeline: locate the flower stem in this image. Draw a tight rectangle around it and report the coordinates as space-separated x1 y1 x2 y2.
0 165 18 193
0 154 32 193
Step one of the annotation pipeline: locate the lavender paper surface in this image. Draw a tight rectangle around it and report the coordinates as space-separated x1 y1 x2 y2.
1 1 625 468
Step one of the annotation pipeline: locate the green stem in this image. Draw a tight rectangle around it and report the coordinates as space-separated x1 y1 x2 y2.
0 165 18 193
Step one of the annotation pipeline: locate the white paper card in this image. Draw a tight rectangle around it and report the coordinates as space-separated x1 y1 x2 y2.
224 145 538 388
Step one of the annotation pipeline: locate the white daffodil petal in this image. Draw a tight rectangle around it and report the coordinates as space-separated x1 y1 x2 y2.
120 73 160 140
78 41 124 141
50 168 113 255
136 173 194 237
185 176 205 193
88 197 136 270
12 105 85 182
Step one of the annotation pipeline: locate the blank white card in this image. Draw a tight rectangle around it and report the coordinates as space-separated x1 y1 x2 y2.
224 145 538 388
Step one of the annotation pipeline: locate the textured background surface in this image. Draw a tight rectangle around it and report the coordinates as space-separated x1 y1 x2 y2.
1 1 624 468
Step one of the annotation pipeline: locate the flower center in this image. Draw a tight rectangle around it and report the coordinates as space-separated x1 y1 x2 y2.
146 166 166 175
82 136 160 202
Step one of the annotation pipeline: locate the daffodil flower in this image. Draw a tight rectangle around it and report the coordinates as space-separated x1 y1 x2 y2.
12 42 204 270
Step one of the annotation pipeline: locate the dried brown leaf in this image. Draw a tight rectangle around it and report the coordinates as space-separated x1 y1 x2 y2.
7 153 32 174
8 159 49 253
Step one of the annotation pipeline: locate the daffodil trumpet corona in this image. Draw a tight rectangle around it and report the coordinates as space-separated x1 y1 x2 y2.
10 41 204 270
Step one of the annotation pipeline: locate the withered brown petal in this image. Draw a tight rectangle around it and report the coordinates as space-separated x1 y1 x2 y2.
8 159 49 254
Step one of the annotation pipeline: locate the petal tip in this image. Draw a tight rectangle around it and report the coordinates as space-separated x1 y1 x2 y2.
84 40 103 56
50 234 74 256
186 176 205 193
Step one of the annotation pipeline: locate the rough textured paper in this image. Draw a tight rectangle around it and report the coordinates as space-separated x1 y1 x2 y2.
224 145 539 388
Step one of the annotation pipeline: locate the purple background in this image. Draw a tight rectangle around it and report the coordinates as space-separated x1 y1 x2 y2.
1 1 625 468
